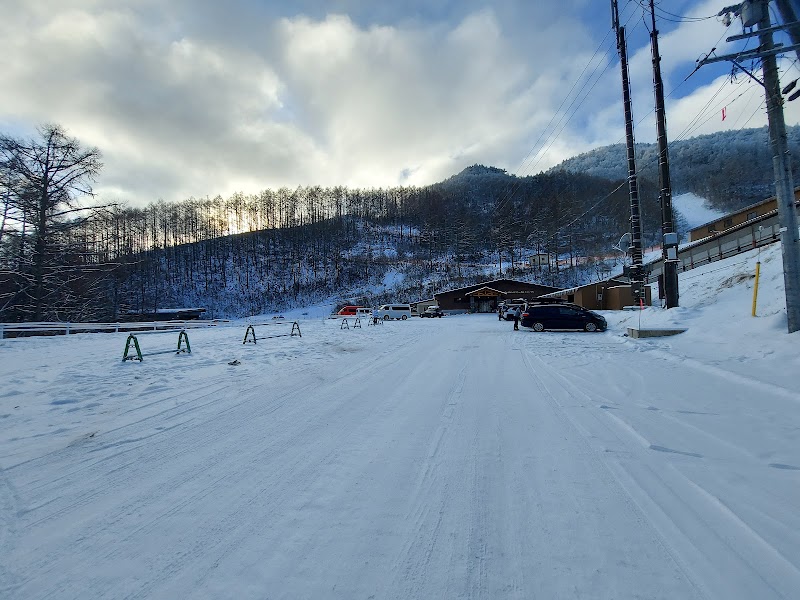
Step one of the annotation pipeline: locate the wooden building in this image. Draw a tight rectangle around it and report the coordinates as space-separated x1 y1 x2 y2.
434 279 561 313
410 298 438 315
688 189 800 242
537 277 651 310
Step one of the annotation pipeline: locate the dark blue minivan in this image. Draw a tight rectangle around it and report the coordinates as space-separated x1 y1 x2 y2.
520 303 607 332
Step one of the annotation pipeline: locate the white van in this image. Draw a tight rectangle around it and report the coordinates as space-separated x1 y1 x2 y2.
355 307 373 319
374 304 412 320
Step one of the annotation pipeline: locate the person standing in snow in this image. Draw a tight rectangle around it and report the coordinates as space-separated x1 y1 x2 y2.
512 306 521 330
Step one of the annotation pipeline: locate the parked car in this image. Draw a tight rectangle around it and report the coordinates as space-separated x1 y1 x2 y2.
355 308 373 319
374 304 412 320
336 305 365 316
502 303 525 321
420 306 444 318
520 303 607 332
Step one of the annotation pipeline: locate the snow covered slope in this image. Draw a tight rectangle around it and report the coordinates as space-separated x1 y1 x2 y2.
0 242 797 599
672 191 727 230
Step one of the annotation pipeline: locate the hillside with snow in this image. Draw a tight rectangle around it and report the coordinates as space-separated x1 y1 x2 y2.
551 125 800 211
1 240 798 598
671 191 727 235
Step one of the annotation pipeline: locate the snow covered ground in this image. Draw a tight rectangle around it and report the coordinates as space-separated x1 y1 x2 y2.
672 192 726 231
1 242 798 599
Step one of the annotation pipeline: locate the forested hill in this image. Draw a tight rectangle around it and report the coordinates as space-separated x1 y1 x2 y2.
551 126 800 212
4 124 792 321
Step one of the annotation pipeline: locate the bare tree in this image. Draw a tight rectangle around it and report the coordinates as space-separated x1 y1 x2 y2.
0 124 102 320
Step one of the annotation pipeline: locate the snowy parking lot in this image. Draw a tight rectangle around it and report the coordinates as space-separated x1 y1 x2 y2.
1 245 799 599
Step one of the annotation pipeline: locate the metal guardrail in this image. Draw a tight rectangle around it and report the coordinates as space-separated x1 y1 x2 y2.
0 319 230 339
646 217 788 282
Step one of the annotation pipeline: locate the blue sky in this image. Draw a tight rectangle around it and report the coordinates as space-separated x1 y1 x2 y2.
1 0 798 206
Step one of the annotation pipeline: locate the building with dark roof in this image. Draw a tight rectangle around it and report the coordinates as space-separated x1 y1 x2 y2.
434 279 561 313
537 277 651 310
687 189 800 242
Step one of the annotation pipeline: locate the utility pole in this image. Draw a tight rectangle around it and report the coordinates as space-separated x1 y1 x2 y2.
700 1 800 332
775 0 800 63
649 0 680 308
758 1 800 332
612 0 646 304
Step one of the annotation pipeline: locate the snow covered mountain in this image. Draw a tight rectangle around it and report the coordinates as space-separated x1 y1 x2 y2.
551 126 800 212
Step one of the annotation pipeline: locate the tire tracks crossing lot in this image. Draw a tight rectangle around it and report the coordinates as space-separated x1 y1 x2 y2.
1 315 798 599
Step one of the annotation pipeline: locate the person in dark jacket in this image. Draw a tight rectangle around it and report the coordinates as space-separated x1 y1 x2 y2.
513 306 521 330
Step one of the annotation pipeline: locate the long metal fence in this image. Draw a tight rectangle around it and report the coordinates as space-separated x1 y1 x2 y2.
646 212 792 283
0 320 230 340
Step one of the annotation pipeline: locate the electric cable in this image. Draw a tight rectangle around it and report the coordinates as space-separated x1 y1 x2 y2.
650 0 716 23
489 3 765 261
487 2 643 218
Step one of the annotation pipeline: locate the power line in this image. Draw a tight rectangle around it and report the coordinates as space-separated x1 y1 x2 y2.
516 6 642 179
672 78 757 142
512 29 617 180
531 3 733 178
489 2 644 218
492 2 760 254
682 86 758 138
739 98 767 129
649 0 716 23
539 87 769 251
728 84 761 129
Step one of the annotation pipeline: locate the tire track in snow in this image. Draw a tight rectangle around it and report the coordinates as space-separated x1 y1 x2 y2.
7 322 431 598
521 347 800 599
13 386 323 595
17 378 315 530
94 326 430 599
465 416 489 600
538 359 762 465
170 327 441 599
645 347 800 405
10 379 233 475
384 361 468 599
0 467 23 596
518 349 707 600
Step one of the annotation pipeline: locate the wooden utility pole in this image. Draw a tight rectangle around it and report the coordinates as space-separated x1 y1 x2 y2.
649 0 680 308
611 0 646 303
700 0 800 332
758 1 800 332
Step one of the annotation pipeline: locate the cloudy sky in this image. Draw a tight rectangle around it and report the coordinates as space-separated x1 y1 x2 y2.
2 0 799 206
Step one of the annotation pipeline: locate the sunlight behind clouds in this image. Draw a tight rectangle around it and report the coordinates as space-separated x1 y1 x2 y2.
0 0 795 206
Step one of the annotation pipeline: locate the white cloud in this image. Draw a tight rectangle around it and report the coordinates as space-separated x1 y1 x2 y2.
1 0 796 207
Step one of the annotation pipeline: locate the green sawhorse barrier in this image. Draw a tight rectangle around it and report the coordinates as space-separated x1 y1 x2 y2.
243 321 302 344
340 317 362 330
122 329 191 361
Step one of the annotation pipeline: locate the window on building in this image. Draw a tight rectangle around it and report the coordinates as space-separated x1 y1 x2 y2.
747 211 758 220
724 218 733 227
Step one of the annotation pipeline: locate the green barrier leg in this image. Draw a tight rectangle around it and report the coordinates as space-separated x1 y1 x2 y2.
177 330 191 354
122 334 143 361
291 322 302 337
243 324 257 344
